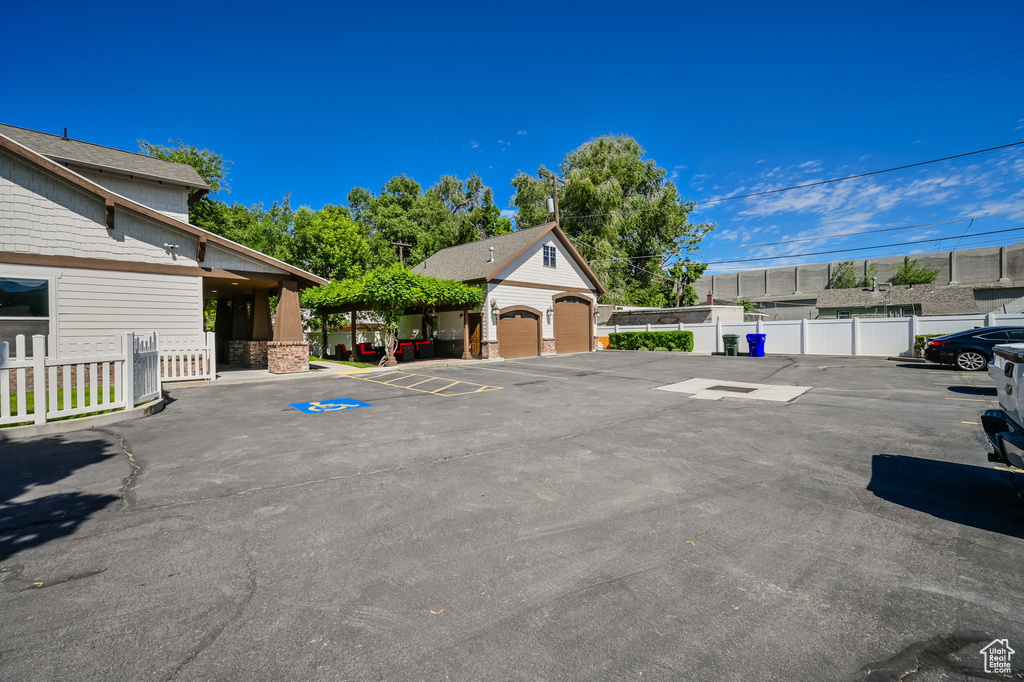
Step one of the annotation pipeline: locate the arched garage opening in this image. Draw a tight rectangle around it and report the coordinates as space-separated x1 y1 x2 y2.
553 294 593 354
497 306 542 358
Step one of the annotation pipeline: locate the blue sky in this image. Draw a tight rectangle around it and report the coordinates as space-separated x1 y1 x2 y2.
4 0 1023 275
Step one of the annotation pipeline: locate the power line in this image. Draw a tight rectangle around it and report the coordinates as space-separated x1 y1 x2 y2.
557 140 1024 222
698 140 1024 204
694 209 1024 254
702 225 1024 265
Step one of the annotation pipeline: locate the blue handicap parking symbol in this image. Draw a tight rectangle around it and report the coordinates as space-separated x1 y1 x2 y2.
288 398 373 414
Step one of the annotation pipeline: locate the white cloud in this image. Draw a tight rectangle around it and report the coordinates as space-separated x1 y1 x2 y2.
517 130 527 136
497 139 504 144
500 209 517 219
470 141 479 149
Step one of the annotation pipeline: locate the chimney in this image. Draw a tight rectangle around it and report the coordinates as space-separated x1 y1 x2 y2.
706 291 714 306
62 127 69 140
488 246 494 263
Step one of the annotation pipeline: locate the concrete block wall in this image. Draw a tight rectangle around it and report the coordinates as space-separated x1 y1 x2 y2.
693 241 1024 299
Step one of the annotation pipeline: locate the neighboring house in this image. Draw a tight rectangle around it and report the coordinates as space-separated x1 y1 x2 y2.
410 222 605 358
814 284 980 318
0 124 326 372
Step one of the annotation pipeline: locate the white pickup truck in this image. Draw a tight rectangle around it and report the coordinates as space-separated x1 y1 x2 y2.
982 343 1024 469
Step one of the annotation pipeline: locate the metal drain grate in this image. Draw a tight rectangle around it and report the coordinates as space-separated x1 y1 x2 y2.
708 385 756 393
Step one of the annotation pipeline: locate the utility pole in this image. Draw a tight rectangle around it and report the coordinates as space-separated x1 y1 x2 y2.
539 169 564 227
391 241 413 266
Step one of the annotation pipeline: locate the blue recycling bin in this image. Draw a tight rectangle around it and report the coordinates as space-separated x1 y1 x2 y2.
746 333 766 358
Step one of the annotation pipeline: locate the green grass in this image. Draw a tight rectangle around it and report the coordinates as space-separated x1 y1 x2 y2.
2 387 121 428
309 356 375 368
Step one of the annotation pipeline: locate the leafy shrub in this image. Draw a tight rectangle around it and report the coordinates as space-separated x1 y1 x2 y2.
608 331 695 352
654 347 669 352
915 334 944 357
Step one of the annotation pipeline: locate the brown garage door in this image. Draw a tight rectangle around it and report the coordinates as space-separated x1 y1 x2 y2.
498 309 540 358
554 296 591 354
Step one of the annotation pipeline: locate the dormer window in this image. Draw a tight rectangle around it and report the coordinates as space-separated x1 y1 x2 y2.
543 244 557 268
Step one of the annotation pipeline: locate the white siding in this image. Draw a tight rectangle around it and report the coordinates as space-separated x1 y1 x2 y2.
484 283 595 342
0 263 203 345
495 236 595 290
0 149 293 277
74 167 190 222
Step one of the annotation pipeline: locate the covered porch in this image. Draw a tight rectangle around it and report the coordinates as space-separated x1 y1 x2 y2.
203 272 309 374
314 303 482 365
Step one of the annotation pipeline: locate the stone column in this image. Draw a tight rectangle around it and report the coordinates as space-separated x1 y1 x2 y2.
1000 246 1011 283
948 251 958 286
269 281 308 374
794 266 801 294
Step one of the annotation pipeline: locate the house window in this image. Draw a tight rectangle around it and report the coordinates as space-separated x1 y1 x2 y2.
0 277 50 341
543 244 557 268
837 310 851 319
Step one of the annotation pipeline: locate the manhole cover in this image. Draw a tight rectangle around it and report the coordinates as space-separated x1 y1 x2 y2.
708 385 756 393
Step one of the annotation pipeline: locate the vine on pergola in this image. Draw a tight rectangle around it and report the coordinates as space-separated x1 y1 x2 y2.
301 264 484 365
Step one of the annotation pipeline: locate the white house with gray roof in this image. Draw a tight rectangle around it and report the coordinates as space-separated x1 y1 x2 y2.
410 222 605 358
0 124 326 374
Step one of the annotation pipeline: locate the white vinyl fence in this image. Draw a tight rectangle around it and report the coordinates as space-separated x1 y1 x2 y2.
598 313 1024 357
160 332 216 382
1 332 161 427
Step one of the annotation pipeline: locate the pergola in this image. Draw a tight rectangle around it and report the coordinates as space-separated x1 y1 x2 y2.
302 265 485 366
313 301 479 364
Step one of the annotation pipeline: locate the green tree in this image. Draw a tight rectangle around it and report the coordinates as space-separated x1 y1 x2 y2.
138 138 230 228
302 264 484 366
830 260 878 289
667 260 708 307
892 256 940 285
733 297 756 313
291 205 370 281
510 135 714 305
348 173 509 267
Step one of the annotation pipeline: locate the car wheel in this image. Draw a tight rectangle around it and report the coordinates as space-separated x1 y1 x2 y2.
955 350 987 371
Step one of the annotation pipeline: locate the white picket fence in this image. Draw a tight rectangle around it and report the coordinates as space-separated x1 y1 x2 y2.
160 332 216 382
1 332 161 427
598 313 1024 357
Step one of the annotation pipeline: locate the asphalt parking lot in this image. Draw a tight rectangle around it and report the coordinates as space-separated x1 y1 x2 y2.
1 351 1022 681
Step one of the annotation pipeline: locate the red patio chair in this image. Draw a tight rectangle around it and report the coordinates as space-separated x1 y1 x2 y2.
356 343 381 361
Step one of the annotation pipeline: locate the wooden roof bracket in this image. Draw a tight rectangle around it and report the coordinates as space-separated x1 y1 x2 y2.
105 197 115 230
197 235 207 263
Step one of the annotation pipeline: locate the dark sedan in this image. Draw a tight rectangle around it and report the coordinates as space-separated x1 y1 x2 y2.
923 326 1024 370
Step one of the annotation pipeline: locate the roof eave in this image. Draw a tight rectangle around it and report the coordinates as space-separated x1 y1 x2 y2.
50 155 211 191
482 222 607 294
0 134 326 287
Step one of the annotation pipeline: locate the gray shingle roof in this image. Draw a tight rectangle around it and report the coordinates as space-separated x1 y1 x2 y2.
815 285 979 315
0 123 209 190
412 223 555 281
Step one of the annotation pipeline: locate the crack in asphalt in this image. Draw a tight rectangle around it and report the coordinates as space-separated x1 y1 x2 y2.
92 427 142 510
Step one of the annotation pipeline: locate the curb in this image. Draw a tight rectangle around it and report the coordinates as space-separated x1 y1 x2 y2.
0 396 166 441
336 357 506 375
